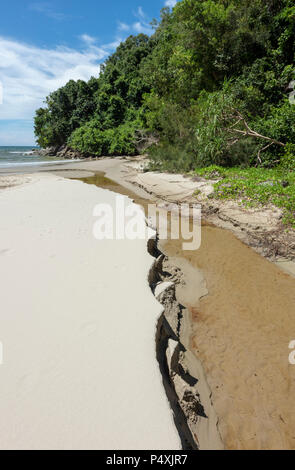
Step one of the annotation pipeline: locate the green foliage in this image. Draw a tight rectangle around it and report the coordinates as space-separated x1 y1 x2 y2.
142 0 295 171
147 86 263 171
69 120 140 156
142 0 281 103
34 0 295 175
34 80 96 147
195 165 295 227
34 108 54 148
34 34 152 155
280 143 295 170
148 143 196 173
192 89 239 167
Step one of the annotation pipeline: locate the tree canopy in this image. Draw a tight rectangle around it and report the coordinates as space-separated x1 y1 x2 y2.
34 0 295 169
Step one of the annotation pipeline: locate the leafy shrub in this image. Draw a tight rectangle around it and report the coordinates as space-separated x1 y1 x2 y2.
195 165 295 227
280 143 295 170
148 143 197 172
69 120 139 156
147 87 262 170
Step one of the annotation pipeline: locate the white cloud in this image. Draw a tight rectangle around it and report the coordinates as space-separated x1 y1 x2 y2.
29 2 67 21
80 34 97 45
120 6 154 36
102 39 123 51
133 22 153 36
137 6 146 20
118 22 130 32
0 36 111 121
0 3 160 142
165 0 177 8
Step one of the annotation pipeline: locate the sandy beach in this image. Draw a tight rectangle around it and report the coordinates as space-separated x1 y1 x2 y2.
40 157 295 451
0 172 180 450
1 157 295 450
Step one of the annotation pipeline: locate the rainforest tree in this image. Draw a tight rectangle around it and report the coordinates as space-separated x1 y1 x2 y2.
34 0 295 169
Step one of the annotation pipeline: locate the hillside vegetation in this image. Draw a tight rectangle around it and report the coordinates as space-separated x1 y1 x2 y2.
34 0 295 221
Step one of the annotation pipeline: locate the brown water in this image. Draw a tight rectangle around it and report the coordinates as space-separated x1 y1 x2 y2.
164 227 295 450
76 171 295 450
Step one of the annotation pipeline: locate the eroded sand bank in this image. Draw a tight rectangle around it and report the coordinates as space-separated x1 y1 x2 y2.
2 160 295 450
0 173 180 450
47 159 295 450
63 161 295 450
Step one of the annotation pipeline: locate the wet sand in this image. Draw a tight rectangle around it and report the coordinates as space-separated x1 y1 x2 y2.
163 228 295 450
74 167 295 450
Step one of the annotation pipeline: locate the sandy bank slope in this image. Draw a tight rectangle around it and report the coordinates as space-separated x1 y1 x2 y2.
0 174 180 450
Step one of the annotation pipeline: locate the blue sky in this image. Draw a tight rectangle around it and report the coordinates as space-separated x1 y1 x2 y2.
0 0 178 145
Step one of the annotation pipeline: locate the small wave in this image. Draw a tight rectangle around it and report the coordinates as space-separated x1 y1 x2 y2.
0 159 80 168
9 151 34 155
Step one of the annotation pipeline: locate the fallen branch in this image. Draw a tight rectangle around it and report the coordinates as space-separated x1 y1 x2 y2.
256 143 274 167
227 109 285 148
134 130 159 150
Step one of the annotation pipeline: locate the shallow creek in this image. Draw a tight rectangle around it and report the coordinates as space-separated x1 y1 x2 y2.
76 171 295 451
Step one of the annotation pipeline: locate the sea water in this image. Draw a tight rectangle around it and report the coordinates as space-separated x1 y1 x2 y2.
0 146 78 169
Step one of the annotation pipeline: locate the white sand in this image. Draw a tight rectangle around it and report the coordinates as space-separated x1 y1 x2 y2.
0 173 180 450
